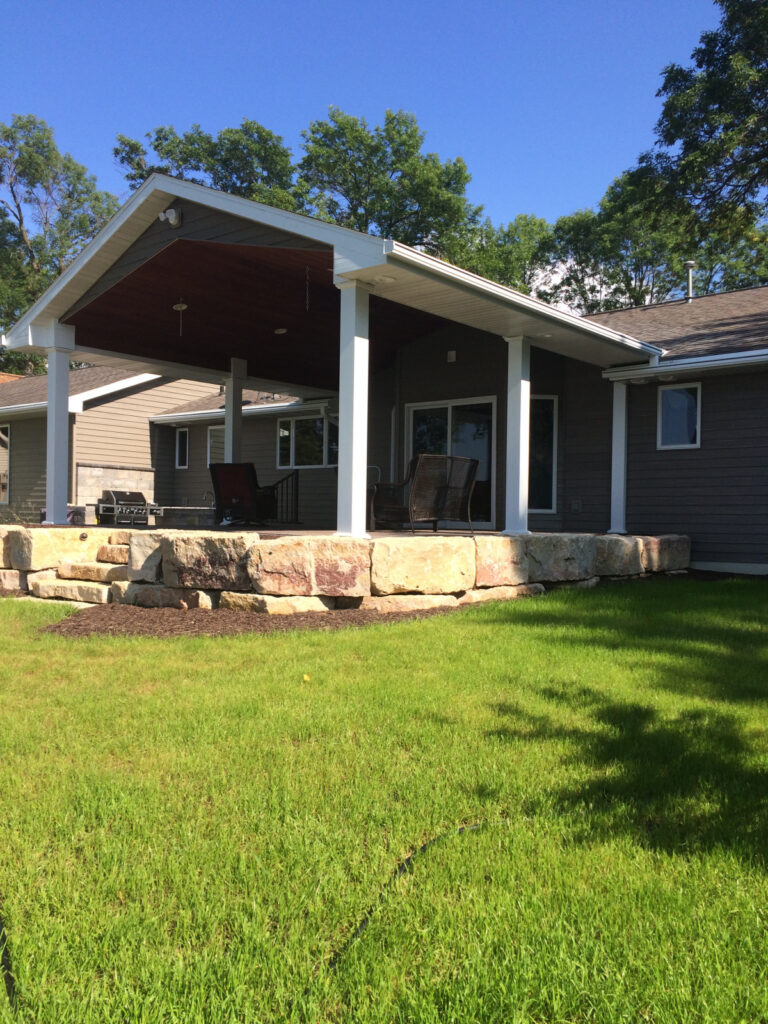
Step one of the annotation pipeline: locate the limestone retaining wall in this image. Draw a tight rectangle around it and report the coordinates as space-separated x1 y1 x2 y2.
0 525 691 612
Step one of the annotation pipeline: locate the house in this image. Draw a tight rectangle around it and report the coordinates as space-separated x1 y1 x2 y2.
0 173 727 566
0 367 219 522
587 287 768 574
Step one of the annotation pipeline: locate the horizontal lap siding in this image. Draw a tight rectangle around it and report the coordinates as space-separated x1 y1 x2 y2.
0 416 73 524
560 361 613 533
626 372 768 564
69 202 328 315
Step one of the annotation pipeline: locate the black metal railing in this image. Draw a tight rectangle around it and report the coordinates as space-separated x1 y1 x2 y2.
273 470 300 524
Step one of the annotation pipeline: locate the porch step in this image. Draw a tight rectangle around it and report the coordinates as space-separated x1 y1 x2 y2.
58 560 129 584
96 543 130 565
29 578 111 604
109 531 133 546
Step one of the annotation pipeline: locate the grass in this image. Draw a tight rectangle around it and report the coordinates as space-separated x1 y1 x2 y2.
0 577 767 1022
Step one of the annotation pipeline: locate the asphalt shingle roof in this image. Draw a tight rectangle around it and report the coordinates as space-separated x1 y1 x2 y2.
586 286 768 359
160 390 298 418
0 366 150 409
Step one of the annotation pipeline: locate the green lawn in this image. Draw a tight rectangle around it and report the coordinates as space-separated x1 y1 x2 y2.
1 578 767 1023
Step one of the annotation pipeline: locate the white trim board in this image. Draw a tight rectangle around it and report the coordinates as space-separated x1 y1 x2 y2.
691 561 768 576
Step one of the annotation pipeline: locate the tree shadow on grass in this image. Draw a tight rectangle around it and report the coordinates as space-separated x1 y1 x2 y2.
478 577 768 705
488 690 768 866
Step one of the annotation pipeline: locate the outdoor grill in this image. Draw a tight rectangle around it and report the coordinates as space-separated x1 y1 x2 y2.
96 490 163 526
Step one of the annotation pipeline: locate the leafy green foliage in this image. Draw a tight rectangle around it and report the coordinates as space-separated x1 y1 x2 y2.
0 115 118 373
442 214 553 292
297 108 480 251
655 0 768 221
114 120 296 208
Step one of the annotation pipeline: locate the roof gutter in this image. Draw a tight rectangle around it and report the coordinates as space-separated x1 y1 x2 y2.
384 241 664 361
603 347 768 382
150 399 323 426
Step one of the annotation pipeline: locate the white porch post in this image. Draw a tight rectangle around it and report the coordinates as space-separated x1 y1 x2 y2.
503 336 531 534
224 357 247 463
609 381 628 534
44 324 75 525
335 281 370 537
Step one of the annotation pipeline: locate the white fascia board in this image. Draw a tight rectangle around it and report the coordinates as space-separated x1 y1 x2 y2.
383 241 663 360
69 374 161 412
0 401 47 417
3 175 388 349
150 399 325 425
603 347 768 381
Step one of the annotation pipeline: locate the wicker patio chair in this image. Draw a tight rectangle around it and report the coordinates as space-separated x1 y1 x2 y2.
371 454 479 533
209 462 277 526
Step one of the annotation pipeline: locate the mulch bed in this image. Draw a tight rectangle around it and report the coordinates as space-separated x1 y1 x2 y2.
38 602 458 639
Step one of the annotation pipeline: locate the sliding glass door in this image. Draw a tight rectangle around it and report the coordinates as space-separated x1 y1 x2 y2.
408 398 495 526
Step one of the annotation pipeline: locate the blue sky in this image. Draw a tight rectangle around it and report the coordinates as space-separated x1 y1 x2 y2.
4 0 719 225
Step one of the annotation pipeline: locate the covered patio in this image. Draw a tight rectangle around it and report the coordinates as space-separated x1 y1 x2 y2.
2 174 661 538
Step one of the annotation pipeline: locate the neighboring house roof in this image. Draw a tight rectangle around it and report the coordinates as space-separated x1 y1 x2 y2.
0 372 22 383
587 285 768 359
0 366 159 414
151 389 322 425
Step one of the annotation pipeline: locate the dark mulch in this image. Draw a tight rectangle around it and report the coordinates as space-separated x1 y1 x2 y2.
40 602 458 639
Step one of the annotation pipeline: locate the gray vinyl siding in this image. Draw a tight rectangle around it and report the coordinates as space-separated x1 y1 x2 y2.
560 361 613 533
67 201 328 318
0 415 74 524
626 372 768 564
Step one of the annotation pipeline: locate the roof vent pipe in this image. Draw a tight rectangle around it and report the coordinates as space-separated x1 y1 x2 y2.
683 260 696 302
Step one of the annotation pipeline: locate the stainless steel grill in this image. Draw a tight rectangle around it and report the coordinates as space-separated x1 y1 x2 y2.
96 490 163 526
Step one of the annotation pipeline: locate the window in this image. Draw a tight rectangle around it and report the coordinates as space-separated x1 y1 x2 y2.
529 396 558 513
0 424 8 504
657 384 701 449
208 425 225 466
277 416 338 468
175 428 189 469
407 398 495 525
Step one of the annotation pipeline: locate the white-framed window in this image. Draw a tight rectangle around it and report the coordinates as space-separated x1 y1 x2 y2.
657 383 701 450
0 423 9 504
208 425 225 466
406 396 496 527
529 396 558 514
277 415 338 469
175 427 189 469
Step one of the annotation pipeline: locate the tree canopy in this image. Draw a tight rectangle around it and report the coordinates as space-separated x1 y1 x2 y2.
0 114 118 373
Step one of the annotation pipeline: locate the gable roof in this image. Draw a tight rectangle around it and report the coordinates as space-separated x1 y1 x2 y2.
0 366 159 414
587 286 768 359
153 388 299 424
2 175 662 373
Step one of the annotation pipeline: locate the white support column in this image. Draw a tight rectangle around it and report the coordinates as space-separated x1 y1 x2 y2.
44 324 75 525
609 381 628 534
224 357 247 463
503 336 531 535
335 281 370 537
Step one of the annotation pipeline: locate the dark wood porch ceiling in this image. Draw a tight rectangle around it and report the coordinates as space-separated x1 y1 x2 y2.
63 239 449 390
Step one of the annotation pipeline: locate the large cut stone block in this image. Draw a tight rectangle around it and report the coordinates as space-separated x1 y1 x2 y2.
97 544 130 565
370 537 476 595
0 568 27 591
594 535 644 577
526 533 596 583
30 578 111 604
638 535 691 573
111 581 215 609
128 532 171 582
162 532 255 590
0 527 11 568
249 536 371 597
7 527 113 571
475 535 528 587
458 583 545 605
336 593 459 613
219 591 334 614
58 561 129 583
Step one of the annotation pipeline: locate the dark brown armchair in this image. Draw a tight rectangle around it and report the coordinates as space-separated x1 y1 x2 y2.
371 454 479 533
209 463 277 526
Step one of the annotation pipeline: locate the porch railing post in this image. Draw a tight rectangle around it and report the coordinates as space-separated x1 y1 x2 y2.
44 322 75 525
335 280 370 537
503 336 530 535
224 357 247 463
609 381 628 534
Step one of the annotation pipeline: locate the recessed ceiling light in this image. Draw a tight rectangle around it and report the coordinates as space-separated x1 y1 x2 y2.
373 275 396 285
274 327 288 335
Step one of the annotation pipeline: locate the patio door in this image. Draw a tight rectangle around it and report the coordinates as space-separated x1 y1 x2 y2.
407 398 495 528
